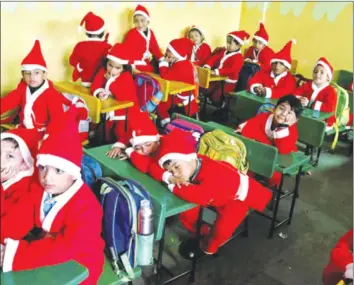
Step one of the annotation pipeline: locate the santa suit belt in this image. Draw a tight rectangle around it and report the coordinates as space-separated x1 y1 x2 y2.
234 172 249 202
175 93 195 106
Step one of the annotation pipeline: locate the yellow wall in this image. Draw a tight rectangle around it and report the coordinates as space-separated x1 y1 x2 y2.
0 2 242 96
239 2 353 79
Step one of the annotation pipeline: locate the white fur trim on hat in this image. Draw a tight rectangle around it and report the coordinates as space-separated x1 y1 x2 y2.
167 43 186 61
315 60 333 81
344 263 353 279
270 58 291 69
107 54 129 65
21 64 47 72
86 25 105 35
36 154 81 179
1 133 34 168
189 26 204 37
228 34 244 45
253 35 268 45
130 134 160 147
133 11 150 21
159 153 197 167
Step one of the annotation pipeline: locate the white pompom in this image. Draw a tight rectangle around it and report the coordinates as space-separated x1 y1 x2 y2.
292 39 297 44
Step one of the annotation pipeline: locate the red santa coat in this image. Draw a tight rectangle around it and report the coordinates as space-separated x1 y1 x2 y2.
123 28 163 72
0 80 65 135
323 229 353 285
248 70 297 99
295 81 337 127
190 43 212 67
244 45 275 70
91 69 141 147
2 179 105 285
69 39 112 86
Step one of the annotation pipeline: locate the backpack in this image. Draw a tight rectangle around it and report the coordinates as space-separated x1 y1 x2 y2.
198 129 249 174
234 62 261 92
99 177 153 277
81 155 103 193
164 118 204 151
257 103 275 115
135 74 164 113
61 93 91 143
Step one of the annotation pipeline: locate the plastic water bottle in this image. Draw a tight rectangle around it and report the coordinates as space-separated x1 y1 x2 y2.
137 200 154 266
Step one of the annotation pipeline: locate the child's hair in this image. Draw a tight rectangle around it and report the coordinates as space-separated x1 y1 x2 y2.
188 28 204 41
1 137 19 148
102 58 133 74
86 32 104 39
163 160 172 168
227 35 240 45
276 95 303 118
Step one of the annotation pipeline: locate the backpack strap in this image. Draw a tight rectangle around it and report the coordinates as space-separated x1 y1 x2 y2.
120 252 136 279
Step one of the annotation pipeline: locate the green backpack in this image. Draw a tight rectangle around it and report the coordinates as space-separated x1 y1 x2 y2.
198 129 249 174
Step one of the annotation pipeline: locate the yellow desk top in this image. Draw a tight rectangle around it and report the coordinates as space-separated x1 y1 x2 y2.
55 81 91 97
209 74 228 82
100 98 134 113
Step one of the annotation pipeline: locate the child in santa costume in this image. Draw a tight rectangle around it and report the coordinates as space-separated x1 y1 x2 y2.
323 229 353 285
244 22 275 70
237 95 303 187
69 12 112 87
91 42 142 155
203 30 250 108
248 40 297 99
187 25 211 67
0 109 105 285
123 4 164 73
156 38 199 127
295 57 338 129
0 40 65 137
156 130 272 254
1 128 40 219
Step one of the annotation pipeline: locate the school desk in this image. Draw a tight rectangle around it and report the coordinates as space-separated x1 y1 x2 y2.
0 261 88 285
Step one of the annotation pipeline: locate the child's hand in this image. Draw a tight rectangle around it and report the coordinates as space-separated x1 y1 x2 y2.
254 87 264 96
299 96 309 106
203 65 211 70
244 58 252 62
104 72 114 80
106 147 122 159
210 70 216 75
169 176 190 188
285 112 298 127
235 128 242 134
98 91 109 101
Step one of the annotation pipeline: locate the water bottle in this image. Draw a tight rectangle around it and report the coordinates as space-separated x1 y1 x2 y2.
137 200 154 266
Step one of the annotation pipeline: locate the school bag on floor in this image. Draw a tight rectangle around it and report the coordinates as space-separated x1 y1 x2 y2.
134 74 164 113
198 129 249 174
81 155 103 193
99 177 153 278
234 62 261 92
257 103 275 115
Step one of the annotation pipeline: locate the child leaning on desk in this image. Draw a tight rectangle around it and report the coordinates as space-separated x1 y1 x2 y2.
0 109 104 285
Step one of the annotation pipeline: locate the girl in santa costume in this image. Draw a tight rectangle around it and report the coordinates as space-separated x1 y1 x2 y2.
91 42 142 157
244 22 275 71
0 109 105 285
248 40 297 99
0 40 65 137
156 130 272 254
323 229 353 285
237 95 303 188
294 57 338 129
69 11 112 87
123 4 164 73
187 25 211 67
203 30 250 108
156 38 199 127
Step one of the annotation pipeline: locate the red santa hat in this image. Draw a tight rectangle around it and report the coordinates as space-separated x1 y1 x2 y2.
314 57 334 81
1 128 40 168
78 12 105 35
253 22 269 45
167 38 194 61
129 114 159 147
187 25 205 38
36 107 83 179
133 5 150 21
270 39 296 69
227 30 250 45
158 130 197 168
21 40 47 72
107 43 134 65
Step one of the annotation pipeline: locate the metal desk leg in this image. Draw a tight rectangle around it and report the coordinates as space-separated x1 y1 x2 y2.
100 113 106 144
268 174 285 239
288 167 303 225
315 147 322 166
187 93 191 117
125 108 128 132
243 215 249 237
155 226 166 284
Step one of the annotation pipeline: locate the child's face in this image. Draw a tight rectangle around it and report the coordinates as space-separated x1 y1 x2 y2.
134 141 159 156
252 38 265 51
22 70 46 88
273 102 298 126
189 30 203 45
106 60 124 77
272 62 288 76
133 15 149 32
1 140 28 182
226 36 241 52
164 159 195 182
164 50 177 63
38 164 76 195
312 65 329 86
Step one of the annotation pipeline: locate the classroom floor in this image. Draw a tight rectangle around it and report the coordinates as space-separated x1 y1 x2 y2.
135 108 353 285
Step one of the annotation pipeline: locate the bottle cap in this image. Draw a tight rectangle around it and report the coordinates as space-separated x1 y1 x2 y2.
140 200 150 208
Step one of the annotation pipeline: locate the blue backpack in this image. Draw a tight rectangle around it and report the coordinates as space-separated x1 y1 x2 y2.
99 177 153 274
135 74 164 113
81 155 103 190
257 103 276 115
